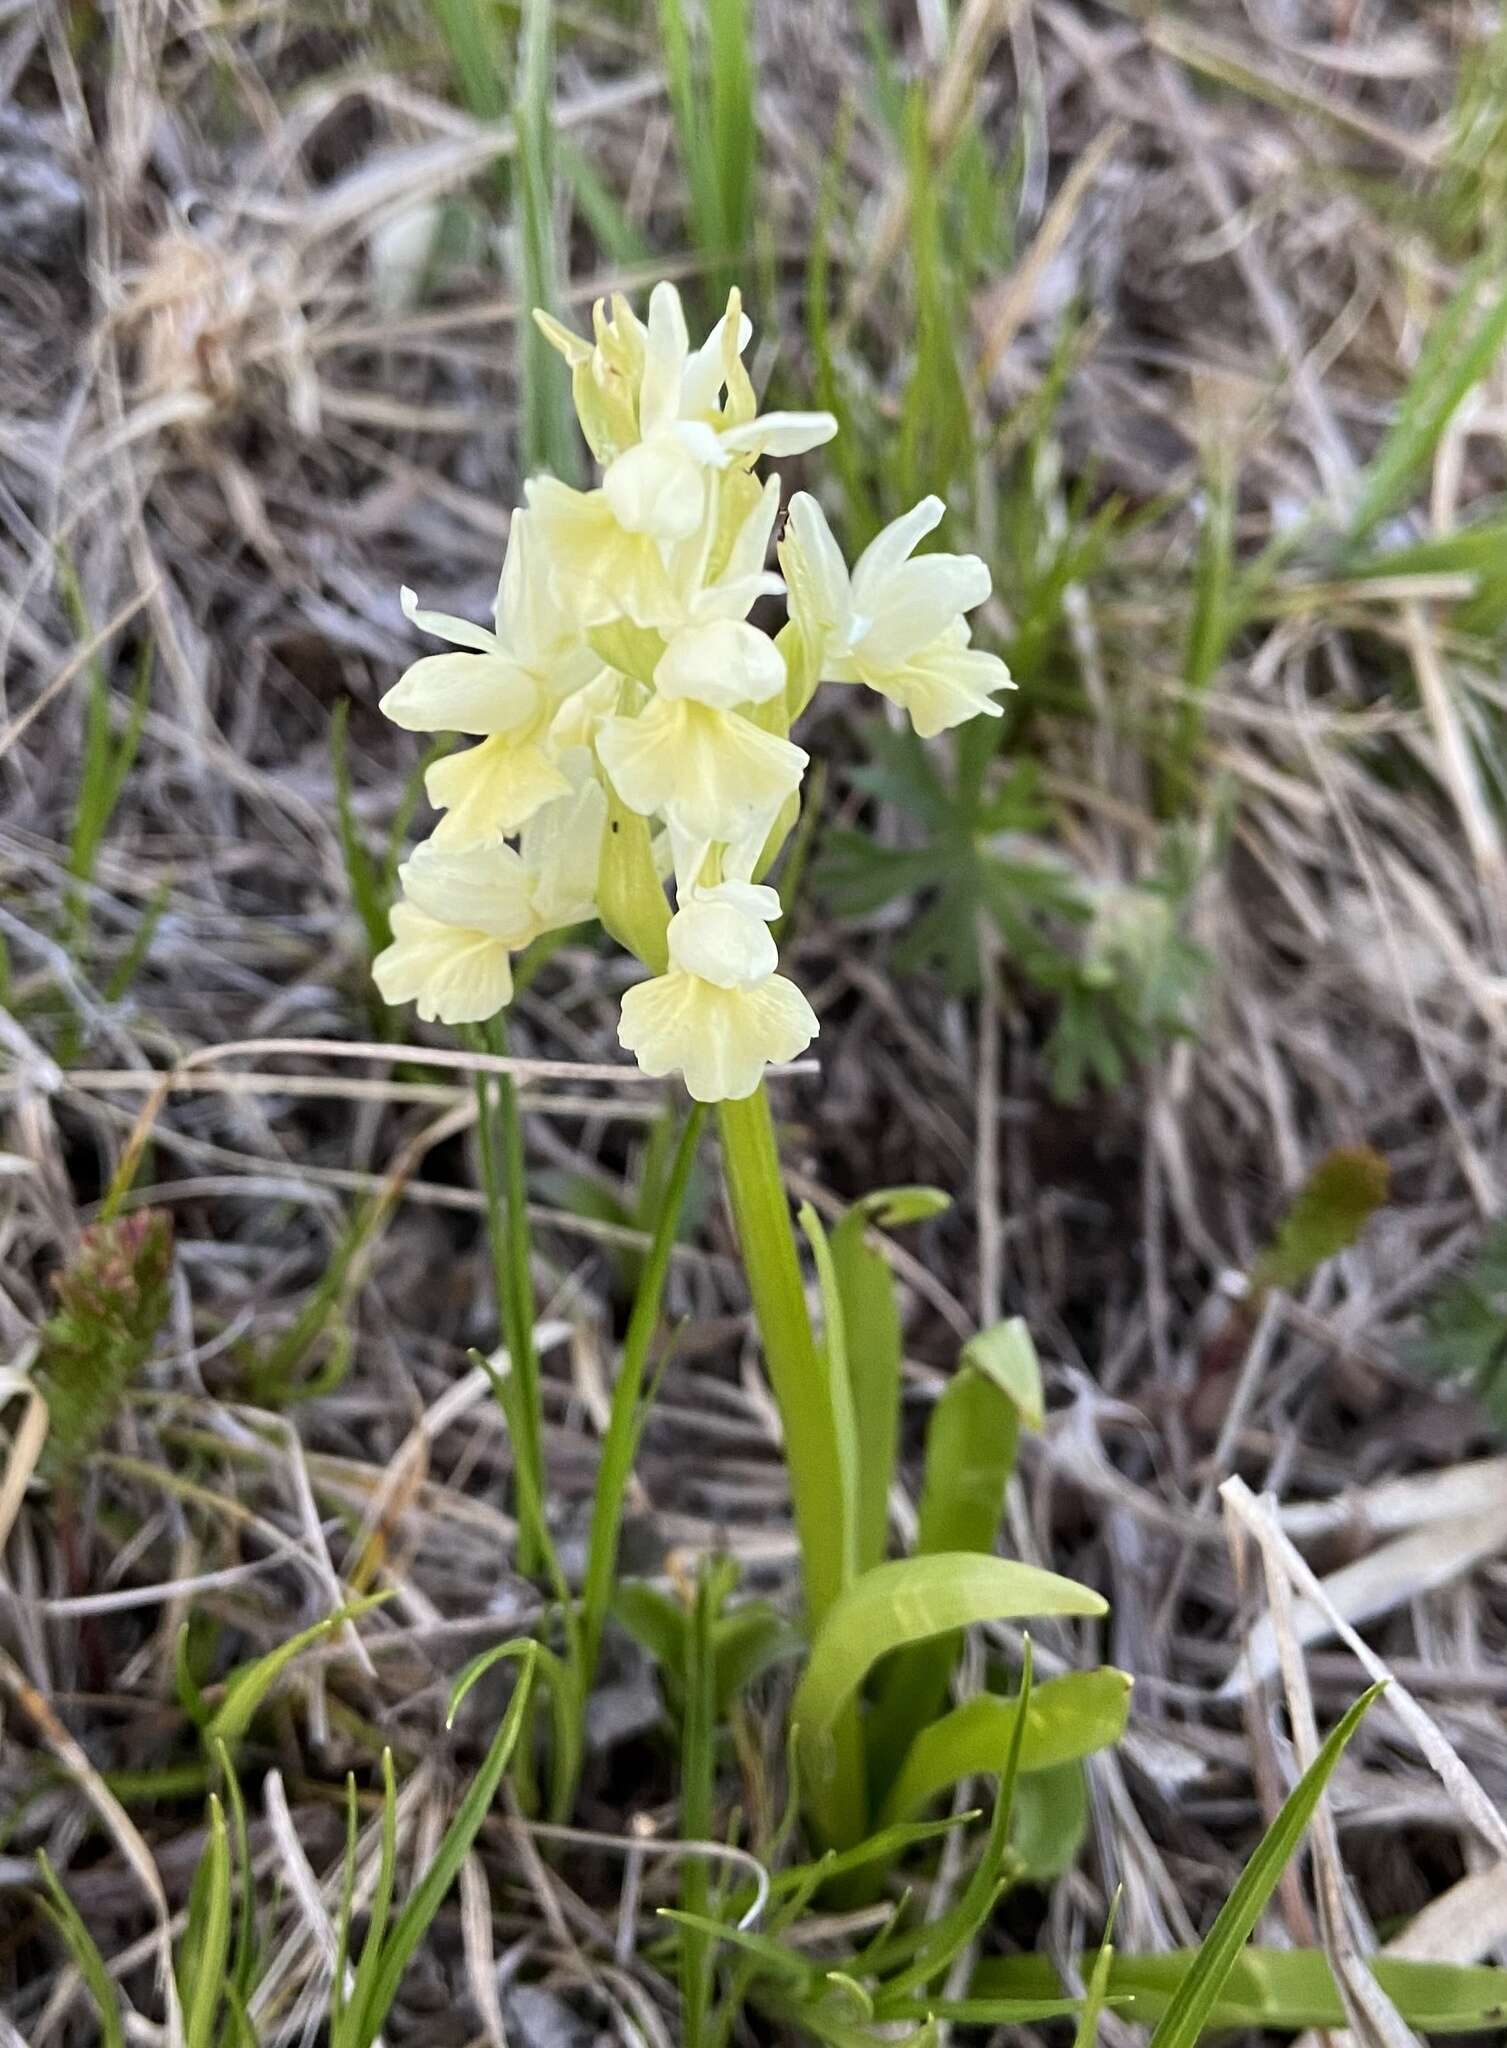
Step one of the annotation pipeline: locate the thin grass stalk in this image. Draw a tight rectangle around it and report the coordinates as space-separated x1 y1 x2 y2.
474 1015 546 1577
514 0 580 482
680 1566 718 2048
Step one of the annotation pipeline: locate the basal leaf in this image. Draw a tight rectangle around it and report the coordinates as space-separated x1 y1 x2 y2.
879 1668 1132 1826
795 1555 1104 1848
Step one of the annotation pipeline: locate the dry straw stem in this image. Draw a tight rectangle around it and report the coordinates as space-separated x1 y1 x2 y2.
6 0 1507 2027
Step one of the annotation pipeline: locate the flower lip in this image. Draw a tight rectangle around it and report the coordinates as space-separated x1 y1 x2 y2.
654 618 787 710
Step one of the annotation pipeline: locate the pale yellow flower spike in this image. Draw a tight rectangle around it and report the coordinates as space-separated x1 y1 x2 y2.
376 279 1007 1101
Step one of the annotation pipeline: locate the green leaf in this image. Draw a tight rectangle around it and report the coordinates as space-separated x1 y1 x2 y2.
873 1642 1035 2007
711 1599 802 1713
1146 1685 1385 2048
795 1555 1105 1849
1010 1757 1089 1879
961 1316 1044 1428
763 1814 975 1906
348 1649 536 2048
1408 1216 1507 1426
209 1596 387 1750
971 1948 1507 2035
718 1092 853 1633
880 1668 1132 1826
182 1797 233 2048
830 1190 948 1575
866 1321 1043 1790
34 1853 128 2048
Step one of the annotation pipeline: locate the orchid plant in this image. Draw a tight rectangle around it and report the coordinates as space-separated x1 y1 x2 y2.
373 281 1014 1659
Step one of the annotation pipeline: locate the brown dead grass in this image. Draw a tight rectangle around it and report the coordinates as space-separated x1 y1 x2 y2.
3 1 1507 2041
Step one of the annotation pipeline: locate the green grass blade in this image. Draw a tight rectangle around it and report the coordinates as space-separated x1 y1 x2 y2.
654 0 754 294
330 1776 360 2037
213 1742 257 2002
348 1750 400 2043
354 1648 536 2048
680 1565 721 2048
209 1596 386 1750
557 139 650 267
1346 262 1507 547
34 1853 128 2048
474 1012 551 1581
1072 1916 1120 2048
104 880 170 1004
448 1634 580 1824
873 1642 1034 2006
1146 1683 1385 2048
706 0 754 275
428 0 507 122
513 0 580 482
879 1668 1133 1827
580 1105 706 1689
183 1796 232 2048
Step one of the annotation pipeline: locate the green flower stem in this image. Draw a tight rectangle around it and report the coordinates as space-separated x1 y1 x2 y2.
580 1103 707 1692
718 1085 869 1847
716 1086 852 1632
475 1015 547 1579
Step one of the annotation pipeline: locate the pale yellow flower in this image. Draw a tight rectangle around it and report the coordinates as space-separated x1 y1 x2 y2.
425 734 575 846
533 292 646 464
588 474 799 845
382 513 596 737
372 904 514 1025
539 283 834 558
618 883 817 1101
384 514 602 841
619 613 794 861
378 277 1013 1098
374 770 605 1025
526 462 785 636
780 493 1014 736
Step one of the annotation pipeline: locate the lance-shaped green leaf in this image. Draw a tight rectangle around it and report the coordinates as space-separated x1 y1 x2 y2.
209 1595 388 1751
866 1318 1046 1792
879 1667 1132 1826
794 1554 1104 1848
970 1948 1507 2035
827 1186 950 1574
1146 1684 1384 2048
